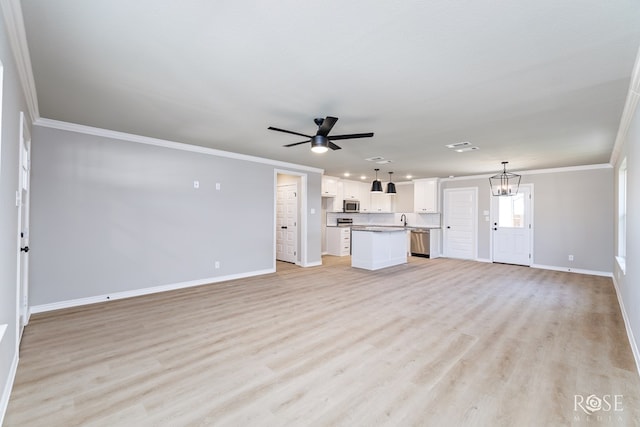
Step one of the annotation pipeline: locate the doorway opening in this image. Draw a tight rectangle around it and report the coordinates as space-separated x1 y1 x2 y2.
275 172 305 268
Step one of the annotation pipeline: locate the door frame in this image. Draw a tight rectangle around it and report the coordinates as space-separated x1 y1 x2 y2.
274 170 307 268
276 182 299 264
16 111 31 343
442 187 478 260
490 183 534 265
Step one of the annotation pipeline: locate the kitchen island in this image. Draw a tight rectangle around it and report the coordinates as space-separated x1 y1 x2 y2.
351 227 408 270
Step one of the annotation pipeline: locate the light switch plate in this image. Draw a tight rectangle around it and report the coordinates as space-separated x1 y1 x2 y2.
216 183 221 190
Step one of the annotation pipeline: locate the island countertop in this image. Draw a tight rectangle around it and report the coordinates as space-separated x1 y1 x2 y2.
351 226 409 232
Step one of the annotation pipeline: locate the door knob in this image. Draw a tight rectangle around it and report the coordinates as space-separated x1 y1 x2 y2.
446 226 451 229
20 246 29 253
493 228 497 231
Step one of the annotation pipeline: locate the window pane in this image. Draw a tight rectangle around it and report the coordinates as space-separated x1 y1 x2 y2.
498 194 524 228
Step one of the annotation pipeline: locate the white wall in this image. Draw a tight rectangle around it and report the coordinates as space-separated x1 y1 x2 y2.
440 166 614 273
28 125 322 308
614 94 640 369
0 4 32 421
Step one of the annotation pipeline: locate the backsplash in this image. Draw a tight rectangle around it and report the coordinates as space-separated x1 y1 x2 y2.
326 212 441 228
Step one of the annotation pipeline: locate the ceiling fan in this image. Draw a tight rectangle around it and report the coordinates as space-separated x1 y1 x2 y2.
268 116 374 153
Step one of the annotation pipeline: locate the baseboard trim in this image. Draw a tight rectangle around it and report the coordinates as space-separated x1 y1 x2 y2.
303 260 323 267
30 268 275 314
531 264 612 277
0 350 19 426
612 275 640 377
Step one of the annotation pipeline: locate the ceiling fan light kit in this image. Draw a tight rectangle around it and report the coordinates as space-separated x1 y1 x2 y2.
489 161 521 196
268 116 374 153
371 168 383 193
310 135 329 153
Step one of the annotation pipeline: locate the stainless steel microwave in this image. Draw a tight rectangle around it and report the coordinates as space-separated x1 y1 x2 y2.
343 200 360 213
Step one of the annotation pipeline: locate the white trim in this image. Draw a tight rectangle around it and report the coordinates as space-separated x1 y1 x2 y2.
530 264 612 278
0 350 18 426
476 258 492 263
34 118 324 174
440 163 612 182
30 268 274 314
0 0 38 122
612 274 640 376
303 260 323 267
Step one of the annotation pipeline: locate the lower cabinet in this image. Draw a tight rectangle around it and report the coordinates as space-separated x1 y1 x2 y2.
326 227 351 256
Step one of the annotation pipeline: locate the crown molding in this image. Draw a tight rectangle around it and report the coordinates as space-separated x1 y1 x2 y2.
34 117 324 174
610 45 640 166
0 0 39 122
440 163 612 182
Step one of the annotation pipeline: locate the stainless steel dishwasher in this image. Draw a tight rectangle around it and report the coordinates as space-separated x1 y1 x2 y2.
410 229 430 257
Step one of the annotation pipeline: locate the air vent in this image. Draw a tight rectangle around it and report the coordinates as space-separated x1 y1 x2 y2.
455 146 480 153
376 160 392 164
445 141 472 149
365 156 385 162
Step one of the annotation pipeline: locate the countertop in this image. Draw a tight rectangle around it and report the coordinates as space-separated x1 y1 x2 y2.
327 225 441 230
351 226 410 232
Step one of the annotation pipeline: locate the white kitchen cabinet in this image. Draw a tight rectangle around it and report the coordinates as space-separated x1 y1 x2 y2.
414 178 439 213
321 176 339 197
359 182 371 212
342 180 361 200
326 227 351 256
370 192 392 212
429 228 441 258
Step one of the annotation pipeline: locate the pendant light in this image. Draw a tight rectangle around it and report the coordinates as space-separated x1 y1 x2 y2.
489 161 521 196
386 171 396 194
371 168 383 193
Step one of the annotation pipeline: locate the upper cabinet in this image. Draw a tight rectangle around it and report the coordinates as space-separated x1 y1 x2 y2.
321 176 339 197
413 178 439 213
370 192 392 212
342 180 361 200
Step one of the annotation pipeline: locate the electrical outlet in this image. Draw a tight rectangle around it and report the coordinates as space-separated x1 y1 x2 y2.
216 182 221 190
215 261 220 269
193 180 200 189
568 255 574 261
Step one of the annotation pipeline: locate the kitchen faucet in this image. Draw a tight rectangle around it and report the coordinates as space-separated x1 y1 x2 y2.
400 214 407 227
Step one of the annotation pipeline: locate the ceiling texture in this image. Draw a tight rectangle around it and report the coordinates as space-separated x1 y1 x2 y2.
18 0 640 180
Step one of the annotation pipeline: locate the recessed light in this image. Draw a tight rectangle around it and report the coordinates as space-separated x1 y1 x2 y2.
455 146 480 153
446 141 472 149
343 172 351 177
406 175 412 179
360 175 367 180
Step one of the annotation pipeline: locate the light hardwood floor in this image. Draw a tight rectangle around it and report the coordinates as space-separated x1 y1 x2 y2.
5 257 640 426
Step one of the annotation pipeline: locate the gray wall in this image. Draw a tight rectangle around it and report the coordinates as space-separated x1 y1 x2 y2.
0 6 32 420
441 166 614 272
614 100 640 367
29 126 322 306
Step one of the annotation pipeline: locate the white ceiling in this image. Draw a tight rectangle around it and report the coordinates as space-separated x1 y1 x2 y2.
19 0 640 180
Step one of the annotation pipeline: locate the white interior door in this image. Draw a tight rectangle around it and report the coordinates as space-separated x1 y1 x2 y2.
276 183 298 263
16 112 31 339
491 184 532 266
443 188 477 260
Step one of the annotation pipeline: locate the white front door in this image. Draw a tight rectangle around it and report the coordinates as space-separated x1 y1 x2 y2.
443 188 477 260
276 183 298 263
16 112 31 339
491 184 532 266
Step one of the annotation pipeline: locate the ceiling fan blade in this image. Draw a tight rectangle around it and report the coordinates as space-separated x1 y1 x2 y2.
317 116 338 137
283 140 310 148
326 132 374 141
328 142 342 150
268 126 312 139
